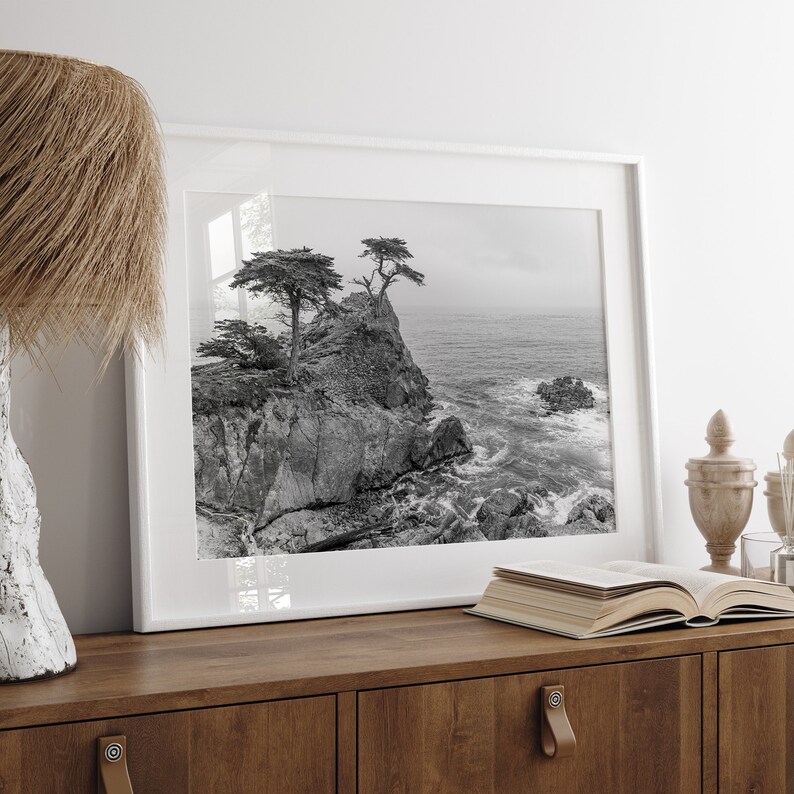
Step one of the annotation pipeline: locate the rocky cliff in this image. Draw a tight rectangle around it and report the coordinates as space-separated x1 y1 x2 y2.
192 293 472 557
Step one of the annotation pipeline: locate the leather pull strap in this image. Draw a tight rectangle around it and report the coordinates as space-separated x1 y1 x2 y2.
540 685 576 759
98 735 133 794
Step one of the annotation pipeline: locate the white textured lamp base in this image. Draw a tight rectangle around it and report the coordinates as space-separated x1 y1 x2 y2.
0 328 76 682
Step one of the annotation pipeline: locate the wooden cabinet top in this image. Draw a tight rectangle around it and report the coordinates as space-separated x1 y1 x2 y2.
2 608 793 730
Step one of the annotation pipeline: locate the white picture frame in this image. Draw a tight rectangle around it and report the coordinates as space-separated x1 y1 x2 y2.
126 124 661 632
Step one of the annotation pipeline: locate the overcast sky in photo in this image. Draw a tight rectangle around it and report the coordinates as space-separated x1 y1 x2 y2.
266 196 604 315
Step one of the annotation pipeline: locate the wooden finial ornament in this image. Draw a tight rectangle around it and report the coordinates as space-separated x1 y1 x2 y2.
685 410 757 575
704 409 735 458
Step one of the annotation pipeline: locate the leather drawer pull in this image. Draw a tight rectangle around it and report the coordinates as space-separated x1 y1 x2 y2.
540 685 576 758
98 735 133 793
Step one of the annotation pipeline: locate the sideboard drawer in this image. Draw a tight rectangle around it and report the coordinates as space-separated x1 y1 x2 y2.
0 695 336 793
358 655 701 794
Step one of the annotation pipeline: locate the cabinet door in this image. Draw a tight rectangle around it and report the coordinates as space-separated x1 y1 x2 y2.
0 695 335 793
719 645 793 792
359 655 701 794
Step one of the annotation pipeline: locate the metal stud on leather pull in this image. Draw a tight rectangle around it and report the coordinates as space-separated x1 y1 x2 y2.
97 735 133 793
540 685 576 758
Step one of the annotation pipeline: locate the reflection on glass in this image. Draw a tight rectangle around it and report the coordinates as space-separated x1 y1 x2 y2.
208 211 236 280
192 192 277 347
231 556 291 613
235 558 259 612
265 555 291 610
240 193 273 258
213 278 240 322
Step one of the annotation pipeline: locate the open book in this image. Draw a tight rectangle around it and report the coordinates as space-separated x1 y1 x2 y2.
466 560 794 639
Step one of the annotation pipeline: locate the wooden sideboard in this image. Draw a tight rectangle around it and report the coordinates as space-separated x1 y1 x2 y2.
0 607 790 792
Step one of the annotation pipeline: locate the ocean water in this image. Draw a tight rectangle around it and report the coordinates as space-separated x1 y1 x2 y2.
393 308 615 530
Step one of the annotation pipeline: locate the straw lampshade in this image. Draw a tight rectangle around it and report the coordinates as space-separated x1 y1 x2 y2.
0 51 165 681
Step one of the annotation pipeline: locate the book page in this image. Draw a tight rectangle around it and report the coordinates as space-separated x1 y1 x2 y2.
496 560 657 590
601 561 741 607
466 606 691 639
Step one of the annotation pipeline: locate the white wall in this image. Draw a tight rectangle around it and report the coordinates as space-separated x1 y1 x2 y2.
3 0 794 634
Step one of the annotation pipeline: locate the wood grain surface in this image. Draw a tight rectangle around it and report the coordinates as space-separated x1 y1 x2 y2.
0 696 335 793
0 609 791 790
336 691 357 794
701 652 718 794
0 608 792 730
719 645 794 792
358 654 701 794
0 608 794 729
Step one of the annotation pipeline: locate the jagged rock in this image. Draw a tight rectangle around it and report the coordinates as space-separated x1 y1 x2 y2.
537 376 594 413
195 511 252 559
257 509 339 554
566 494 615 524
477 487 528 540
193 291 472 551
442 523 488 544
504 513 548 539
418 417 473 467
475 485 552 540
194 395 435 526
477 488 528 521
564 494 616 534
302 293 432 411
250 489 495 554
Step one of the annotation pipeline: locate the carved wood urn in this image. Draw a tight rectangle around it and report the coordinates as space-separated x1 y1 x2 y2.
763 429 794 540
685 410 757 575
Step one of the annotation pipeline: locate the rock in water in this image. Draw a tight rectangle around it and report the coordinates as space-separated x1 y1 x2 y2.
419 417 473 467
565 494 616 534
537 376 595 413
567 494 615 524
476 487 549 540
477 488 529 523
505 513 547 539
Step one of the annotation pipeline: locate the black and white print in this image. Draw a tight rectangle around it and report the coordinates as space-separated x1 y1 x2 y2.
186 194 615 559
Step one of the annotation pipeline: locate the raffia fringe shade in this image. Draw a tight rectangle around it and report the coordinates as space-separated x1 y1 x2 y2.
0 50 165 366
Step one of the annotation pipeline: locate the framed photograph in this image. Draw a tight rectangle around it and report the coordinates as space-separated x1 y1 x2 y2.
126 124 661 631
